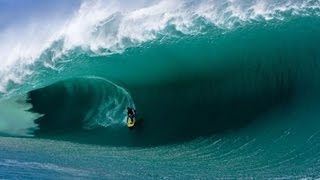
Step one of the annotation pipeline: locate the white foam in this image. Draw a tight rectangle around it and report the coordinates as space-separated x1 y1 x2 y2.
0 0 319 93
0 95 42 136
83 76 136 128
0 13 70 93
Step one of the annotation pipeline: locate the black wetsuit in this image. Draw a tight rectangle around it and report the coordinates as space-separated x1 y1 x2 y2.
127 108 136 117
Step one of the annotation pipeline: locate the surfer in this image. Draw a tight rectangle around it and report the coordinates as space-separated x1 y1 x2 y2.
127 107 136 129
127 107 136 117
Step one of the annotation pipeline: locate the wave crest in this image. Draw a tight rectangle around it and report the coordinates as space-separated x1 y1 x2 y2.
0 0 319 93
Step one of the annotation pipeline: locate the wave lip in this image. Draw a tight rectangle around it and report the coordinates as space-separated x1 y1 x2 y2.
1 0 320 93
0 95 42 137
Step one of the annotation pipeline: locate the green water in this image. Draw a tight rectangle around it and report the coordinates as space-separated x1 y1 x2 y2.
1 3 320 179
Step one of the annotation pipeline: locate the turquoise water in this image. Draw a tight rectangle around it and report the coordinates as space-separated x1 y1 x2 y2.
1 0 320 178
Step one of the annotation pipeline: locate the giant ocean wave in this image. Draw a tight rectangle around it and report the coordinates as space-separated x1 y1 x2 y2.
1 0 320 177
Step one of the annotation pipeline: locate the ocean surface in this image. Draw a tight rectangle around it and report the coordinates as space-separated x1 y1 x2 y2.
1 0 320 179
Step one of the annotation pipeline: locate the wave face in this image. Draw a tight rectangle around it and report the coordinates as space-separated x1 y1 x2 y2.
1 0 320 177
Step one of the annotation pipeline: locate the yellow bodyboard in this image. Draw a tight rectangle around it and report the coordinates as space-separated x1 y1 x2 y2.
127 117 135 128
